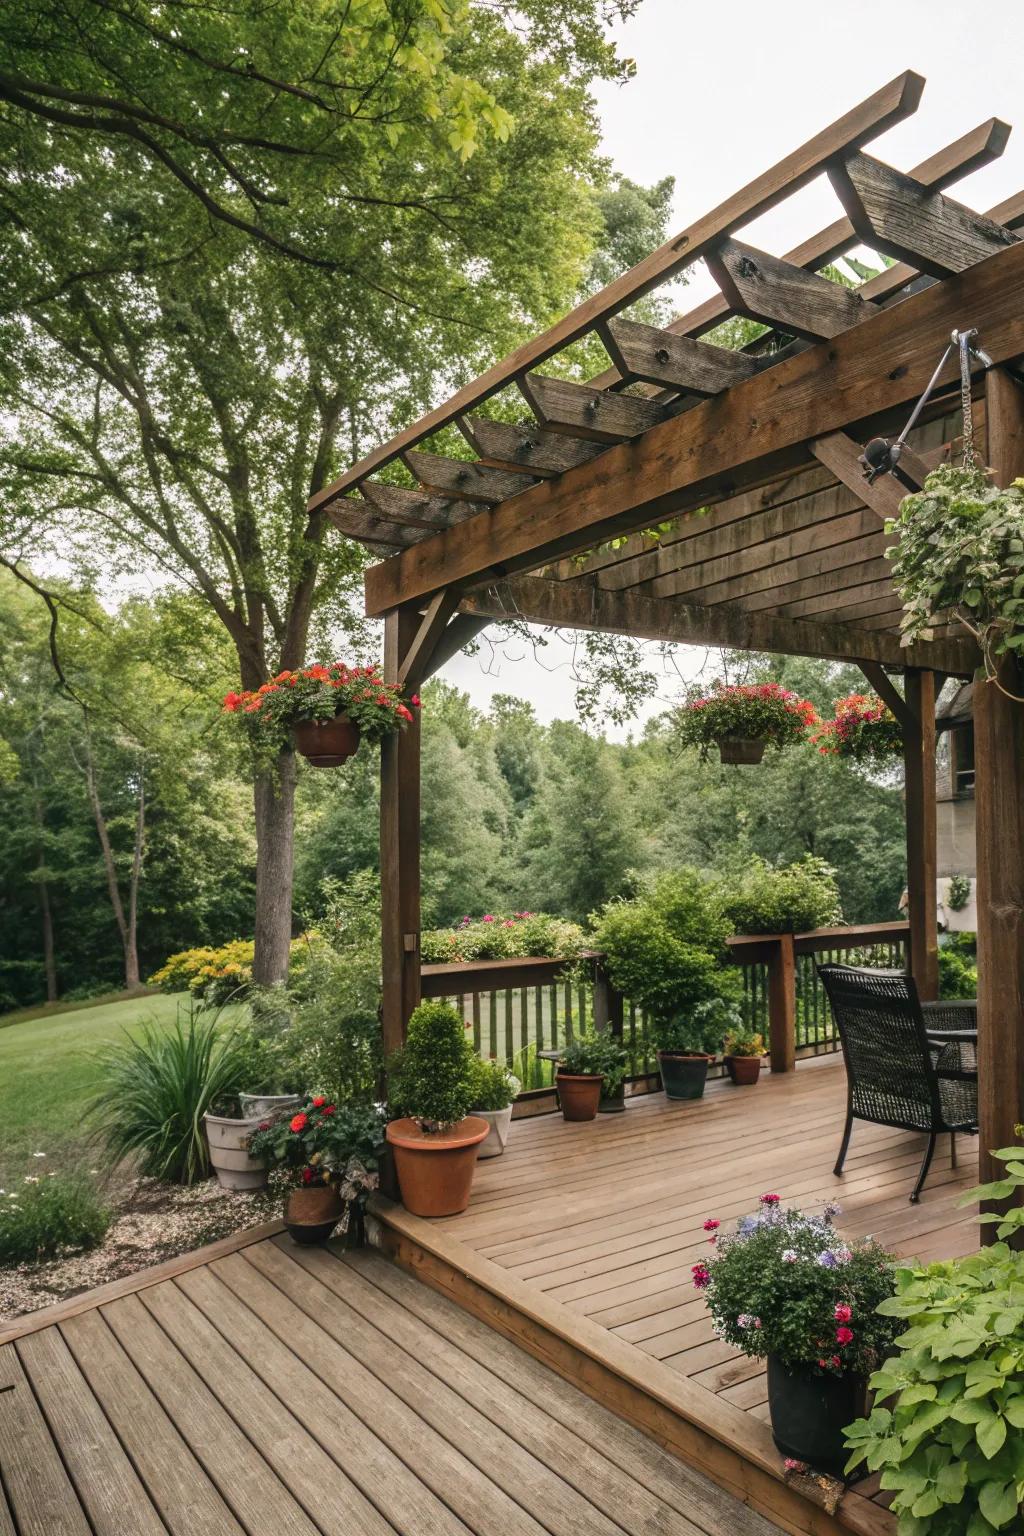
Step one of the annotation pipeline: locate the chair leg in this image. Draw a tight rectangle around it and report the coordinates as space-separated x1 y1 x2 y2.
950 1132 957 1170
911 1133 937 1203
834 1111 853 1177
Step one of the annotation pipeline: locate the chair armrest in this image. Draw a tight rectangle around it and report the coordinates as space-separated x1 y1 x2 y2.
922 1001 978 1034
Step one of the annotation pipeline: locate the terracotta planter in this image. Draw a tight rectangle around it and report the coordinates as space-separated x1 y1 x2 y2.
556 1072 603 1122
291 714 361 767
284 1183 343 1245
386 1116 489 1217
717 736 766 765
475 1104 514 1159
725 1054 763 1086
658 1052 711 1101
203 1112 268 1190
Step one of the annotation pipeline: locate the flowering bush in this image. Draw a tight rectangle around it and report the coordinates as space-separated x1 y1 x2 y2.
813 693 903 763
247 1096 384 1190
223 662 420 751
0 1170 111 1263
695 1194 901 1378
148 937 313 1004
676 681 818 760
419 912 587 964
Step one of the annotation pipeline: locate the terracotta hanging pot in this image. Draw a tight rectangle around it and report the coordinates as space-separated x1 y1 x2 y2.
291 713 361 767
284 1183 344 1245
725 1054 763 1086
386 1116 489 1217
556 1071 603 1122
717 736 766 765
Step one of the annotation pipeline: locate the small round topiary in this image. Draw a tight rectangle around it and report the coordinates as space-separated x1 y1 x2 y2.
388 1000 476 1130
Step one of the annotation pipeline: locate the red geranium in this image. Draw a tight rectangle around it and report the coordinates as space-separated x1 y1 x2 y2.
812 692 903 764
290 1112 308 1133
677 680 818 761
222 661 419 755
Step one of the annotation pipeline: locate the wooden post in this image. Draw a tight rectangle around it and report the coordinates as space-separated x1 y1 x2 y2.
767 934 796 1073
380 606 422 1059
903 668 939 1000
976 368 1024 1196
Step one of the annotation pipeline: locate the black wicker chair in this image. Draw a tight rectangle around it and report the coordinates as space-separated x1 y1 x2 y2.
817 964 978 1203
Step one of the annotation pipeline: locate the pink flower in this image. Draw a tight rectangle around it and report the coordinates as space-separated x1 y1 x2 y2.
691 1263 711 1290
834 1304 852 1324
759 1192 780 1205
835 1326 854 1346
703 1219 720 1232
482 915 495 923
784 1459 807 1473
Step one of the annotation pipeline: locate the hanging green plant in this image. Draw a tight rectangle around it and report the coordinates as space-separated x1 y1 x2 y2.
888 463 1024 685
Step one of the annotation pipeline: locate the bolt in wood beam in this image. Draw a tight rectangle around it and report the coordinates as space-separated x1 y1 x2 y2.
402 452 537 505
457 417 602 477
601 317 758 394
707 239 878 342
518 373 673 444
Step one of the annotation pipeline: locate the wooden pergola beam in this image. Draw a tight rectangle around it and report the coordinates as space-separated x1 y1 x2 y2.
518 373 673 443
311 71 924 508
402 452 536 504
364 237 1024 617
601 317 758 394
707 239 876 341
457 417 601 476
360 482 476 529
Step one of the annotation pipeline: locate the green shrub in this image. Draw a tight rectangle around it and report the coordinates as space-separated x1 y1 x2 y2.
593 903 734 1021
0 1171 111 1263
388 1001 476 1129
469 1058 519 1111
420 911 586 965
938 933 977 1000
88 1002 255 1183
946 872 972 913
559 1029 626 1092
720 855 842 935
148 936 313 1004
652 997 741 1055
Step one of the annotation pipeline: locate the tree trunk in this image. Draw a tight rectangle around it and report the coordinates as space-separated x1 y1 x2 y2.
252 749 297 984
80 726 140 989
32 792 58 1003
125 764 145 990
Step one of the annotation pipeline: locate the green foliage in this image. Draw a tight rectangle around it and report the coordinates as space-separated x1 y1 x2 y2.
813 692 905 764
248 1097 384 1186
938 934 978 1001
149 936 313 1005
652 998 741 1056
388 1001 476 1129
889 466 1024 677
723 1028 765 1058
0 1170 111 1264
592 868 736 1022
558 1028 626 1092
699 1196 901 1377
675 680 819 761
947 874 972 913
720 856 842 936
845 1240 1024 1533
469 1058 519 1112
420 911 586 964
88 1002 255 1183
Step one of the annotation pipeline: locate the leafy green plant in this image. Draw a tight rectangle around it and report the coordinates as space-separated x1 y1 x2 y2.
248 1097 384 1188
469 1058 520 1112
675 680 819 760
697 1194 900 1378
889 465 1024 681
723 1028 765 1058
652 997 740 1056
558 1029 626 1092
946 873 972 913
387 1001 476 1130
0 1170 111 1263
720 855 842 935
88 1002 254 1183
148 936 313 1005
420 911 586 964
938 934 977 1001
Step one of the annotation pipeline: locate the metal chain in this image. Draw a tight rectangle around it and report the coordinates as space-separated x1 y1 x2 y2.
957 327 978 467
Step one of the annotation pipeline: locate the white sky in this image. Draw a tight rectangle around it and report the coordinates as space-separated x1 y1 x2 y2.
442 0 1024 734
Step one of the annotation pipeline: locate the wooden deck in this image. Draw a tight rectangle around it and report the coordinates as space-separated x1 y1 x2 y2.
372 1057 980 1536
0 1227 786 1536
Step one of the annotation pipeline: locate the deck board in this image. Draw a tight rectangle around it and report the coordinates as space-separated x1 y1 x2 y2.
0 1231 781 1536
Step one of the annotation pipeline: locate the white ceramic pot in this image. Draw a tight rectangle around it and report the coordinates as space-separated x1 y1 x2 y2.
238 1092 301 1119
476 1104 514 1159
203 1112 268 1190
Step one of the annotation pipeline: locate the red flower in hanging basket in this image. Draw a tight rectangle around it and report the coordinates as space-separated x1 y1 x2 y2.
676 680 818 762
811 692 903 763
222 660 420 767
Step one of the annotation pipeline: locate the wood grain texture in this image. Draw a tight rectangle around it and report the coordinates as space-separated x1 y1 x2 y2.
0 1344 91 1536
403 451 537 504
602 317 757 393
707 240 876 341
519 372 672 443
458 415 602 475
360 482 477 528
381 605 422 1052
903 670 939 1000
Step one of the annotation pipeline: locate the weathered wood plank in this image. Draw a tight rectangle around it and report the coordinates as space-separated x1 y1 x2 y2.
381 605 422 1054
830 152 1019 276
810 433 907 520
458 416 603 476
364 238 1024 616
0 1344 91 1536
361 481 477 528
325 500 428 548
707 239 876 341
403 451 537 504
602 317 757 394
903 669 939 1001
519 372 672 443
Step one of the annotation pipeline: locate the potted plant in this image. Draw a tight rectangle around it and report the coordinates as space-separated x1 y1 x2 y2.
695 1193 901 1474
653 999 729 1100
204 1098 271 1190
223 662 420 767
556 1030 627 1122
469 1058 520 1159
248 1098 384 1244
812 692 903 763
386 1000 488 1217
723 1028 766 1086
676 680 818 764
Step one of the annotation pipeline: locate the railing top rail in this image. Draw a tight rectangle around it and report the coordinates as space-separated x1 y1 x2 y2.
727 921 910 957
420 950 600 997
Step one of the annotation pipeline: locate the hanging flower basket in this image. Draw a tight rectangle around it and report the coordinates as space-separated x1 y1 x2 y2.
811 693 903 764
676 681 818 764
223 663 420 767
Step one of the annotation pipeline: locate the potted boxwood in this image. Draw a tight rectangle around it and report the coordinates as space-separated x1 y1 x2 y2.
676 680 818 764
556 1030 627 1122
723 1028 766 1086
695 1193 901 1474
469 1058 520 1159
223 662 420 767
655 998 740 1100
248 1097 384 1245
386 1001 488 1217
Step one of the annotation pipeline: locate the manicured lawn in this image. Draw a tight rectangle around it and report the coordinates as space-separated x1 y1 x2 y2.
0 991 189 1184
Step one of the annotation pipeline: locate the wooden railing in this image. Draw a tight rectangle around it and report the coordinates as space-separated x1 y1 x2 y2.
420 920 911 1101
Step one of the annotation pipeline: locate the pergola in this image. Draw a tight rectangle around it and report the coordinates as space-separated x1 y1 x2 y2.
311 71 1024 1191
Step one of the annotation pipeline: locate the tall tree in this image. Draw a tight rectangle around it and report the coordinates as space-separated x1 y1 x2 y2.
0 0 641 981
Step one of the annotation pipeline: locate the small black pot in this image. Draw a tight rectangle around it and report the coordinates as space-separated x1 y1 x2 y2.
766 1355 866 1475
658 1052 710 1101
599 1082 626 1114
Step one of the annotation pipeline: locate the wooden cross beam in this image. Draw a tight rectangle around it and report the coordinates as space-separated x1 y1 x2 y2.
457 417 601 476
401 452 536 504
706 239 877 341
360 482 477 529
518 373 674 443
600 317 758 394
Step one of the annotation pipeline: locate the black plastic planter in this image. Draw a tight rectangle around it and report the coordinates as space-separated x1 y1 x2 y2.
766 1356 866 1475
658 1052 710 1100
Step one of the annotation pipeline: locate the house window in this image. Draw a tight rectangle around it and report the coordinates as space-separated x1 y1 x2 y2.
953 723 975 797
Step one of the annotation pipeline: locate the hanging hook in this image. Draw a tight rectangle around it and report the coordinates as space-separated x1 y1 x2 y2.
860 328 992 486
